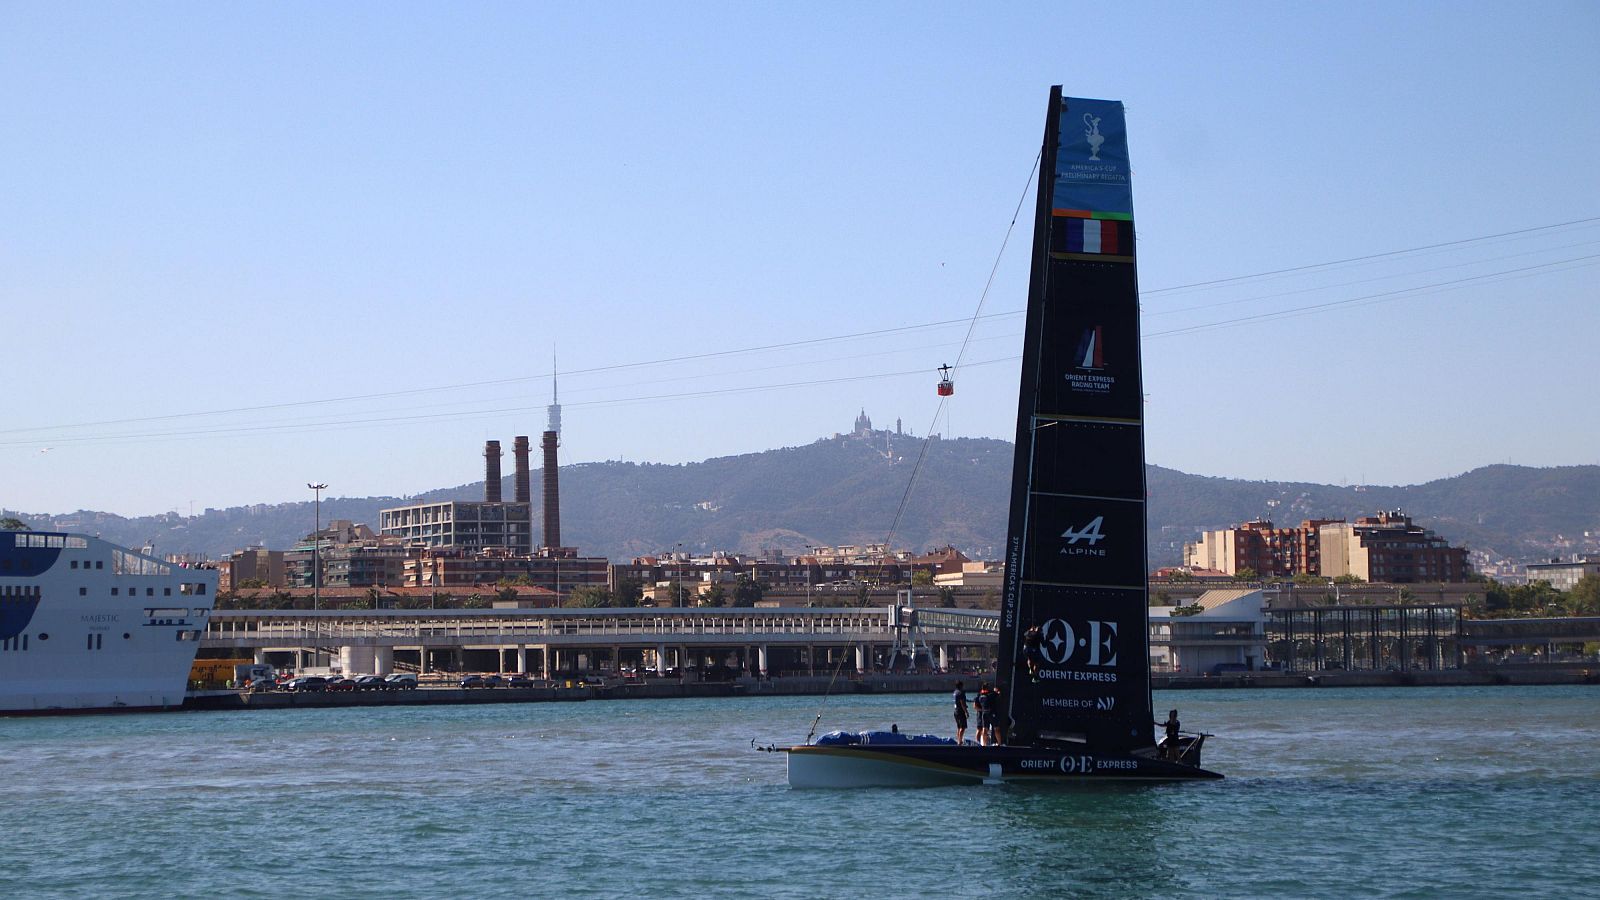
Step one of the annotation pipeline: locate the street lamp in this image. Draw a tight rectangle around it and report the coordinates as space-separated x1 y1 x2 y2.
675 542 683 608
308 482 328 611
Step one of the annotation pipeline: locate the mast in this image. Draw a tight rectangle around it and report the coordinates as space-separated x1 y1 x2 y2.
999 89 1154 751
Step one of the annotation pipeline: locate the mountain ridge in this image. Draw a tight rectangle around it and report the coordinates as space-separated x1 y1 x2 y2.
6 436 1596 568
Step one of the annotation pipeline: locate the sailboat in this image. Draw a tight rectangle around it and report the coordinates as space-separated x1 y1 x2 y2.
783 88 1222 787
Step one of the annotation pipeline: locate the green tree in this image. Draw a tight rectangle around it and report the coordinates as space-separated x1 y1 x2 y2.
732 576 764 606
1235 567 1259 582
563 585 613 608
699 584 729 608
1291 573 1324 586
0 517 29 531
1168 570 1195 584
1568 575 1600 616
237 578 269 589
1332 574 1365 585
495 586 520 605
937 586 957 608
614 577 644 608
912 569 934 587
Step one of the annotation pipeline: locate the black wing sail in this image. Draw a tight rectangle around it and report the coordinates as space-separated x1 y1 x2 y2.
999 89 1154 751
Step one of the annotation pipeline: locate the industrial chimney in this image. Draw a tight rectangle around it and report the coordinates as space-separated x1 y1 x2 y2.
542 356 562 549
513 436 531 504
541 431 560 549
484 440 503 503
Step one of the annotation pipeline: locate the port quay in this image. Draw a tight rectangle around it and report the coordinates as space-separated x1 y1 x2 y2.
190 605 1600 710
190 605 1001 708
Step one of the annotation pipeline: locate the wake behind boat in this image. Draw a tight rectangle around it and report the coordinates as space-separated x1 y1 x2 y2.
781 88 1222 787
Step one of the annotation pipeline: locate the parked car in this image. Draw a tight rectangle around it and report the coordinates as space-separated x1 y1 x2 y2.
353 675 388 690
283 676 328 692
383 673 419 690
459 674 487 688
324 677 357 692
504 674 535 688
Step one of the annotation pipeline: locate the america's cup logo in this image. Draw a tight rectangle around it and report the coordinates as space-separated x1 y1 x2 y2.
1084 113 1105 161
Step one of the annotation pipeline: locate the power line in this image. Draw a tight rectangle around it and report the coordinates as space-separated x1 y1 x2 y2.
1146 252 1600 338
1140 214 1600 296
7 214 1594 440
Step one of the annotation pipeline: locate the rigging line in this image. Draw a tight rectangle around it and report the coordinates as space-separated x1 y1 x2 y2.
1144 237 1600 318
806 153 1041 738
883 151 1039 564
1145 252 1600 338
0 312 1017 437
1139 214 1600 296
953 149 1040 372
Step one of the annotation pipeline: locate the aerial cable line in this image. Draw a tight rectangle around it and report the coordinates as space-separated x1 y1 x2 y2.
1144 237 1600 318
7 213 1593 439
1146 252 1600 338
0 312 1019 437
1139 214 1600 296
0 357 1024 449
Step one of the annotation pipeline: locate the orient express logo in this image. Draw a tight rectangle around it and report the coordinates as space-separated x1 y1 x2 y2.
1065 326 1115 395
1035 618 1120 670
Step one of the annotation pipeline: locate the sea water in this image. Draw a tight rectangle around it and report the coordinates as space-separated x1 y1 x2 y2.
1 686 1596 899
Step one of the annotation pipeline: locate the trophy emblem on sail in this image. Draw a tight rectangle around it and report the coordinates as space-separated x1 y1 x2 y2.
1084 113 1105 161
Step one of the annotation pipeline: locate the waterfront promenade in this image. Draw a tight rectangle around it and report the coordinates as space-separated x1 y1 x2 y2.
202 605 1000 679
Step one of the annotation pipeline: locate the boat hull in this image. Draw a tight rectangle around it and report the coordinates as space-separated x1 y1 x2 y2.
787 742 1221 788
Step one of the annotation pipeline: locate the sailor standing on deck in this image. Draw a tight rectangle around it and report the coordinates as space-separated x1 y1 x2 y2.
952 681 970 744
1162 709 1182 761
974 683 993 746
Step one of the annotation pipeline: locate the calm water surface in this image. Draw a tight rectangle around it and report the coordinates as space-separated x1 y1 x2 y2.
2 686 1597 898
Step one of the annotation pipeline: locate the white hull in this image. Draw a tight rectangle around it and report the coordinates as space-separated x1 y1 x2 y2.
0 532 216 714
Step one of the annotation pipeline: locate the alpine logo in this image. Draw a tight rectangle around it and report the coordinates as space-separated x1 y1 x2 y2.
1061 516 1107 556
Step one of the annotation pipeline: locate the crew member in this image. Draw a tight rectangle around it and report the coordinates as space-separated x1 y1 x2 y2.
1162 709 1182 762
952 681 970 744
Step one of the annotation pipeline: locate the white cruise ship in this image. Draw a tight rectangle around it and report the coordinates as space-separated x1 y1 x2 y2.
1 530 217 713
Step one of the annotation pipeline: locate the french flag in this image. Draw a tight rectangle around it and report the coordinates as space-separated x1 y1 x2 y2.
1064 218 1121 255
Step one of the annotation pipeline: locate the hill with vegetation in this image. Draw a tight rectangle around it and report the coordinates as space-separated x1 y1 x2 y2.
5 435 1596 568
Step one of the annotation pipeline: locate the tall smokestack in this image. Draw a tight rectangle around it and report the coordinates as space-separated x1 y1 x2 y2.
513 436 531 504
541 431 560 549
484 440 502 503
542 352 562 549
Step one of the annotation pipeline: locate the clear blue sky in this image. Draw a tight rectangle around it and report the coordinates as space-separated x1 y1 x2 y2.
3 2 1597 516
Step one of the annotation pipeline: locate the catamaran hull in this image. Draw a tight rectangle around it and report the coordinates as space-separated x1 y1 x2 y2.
787 742 1221 789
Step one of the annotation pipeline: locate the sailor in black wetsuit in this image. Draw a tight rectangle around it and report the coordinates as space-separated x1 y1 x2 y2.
974 684 993 746
1163 709 1182 762
952 681 970 744
1022 625 1042 682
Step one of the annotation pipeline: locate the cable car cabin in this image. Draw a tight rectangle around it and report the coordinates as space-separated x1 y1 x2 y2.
936 364 954 397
